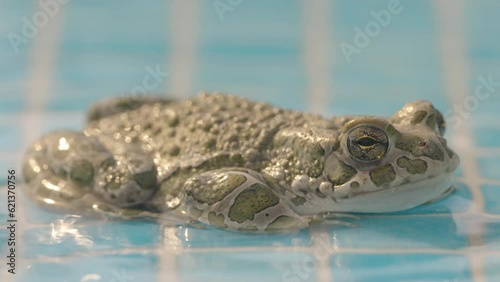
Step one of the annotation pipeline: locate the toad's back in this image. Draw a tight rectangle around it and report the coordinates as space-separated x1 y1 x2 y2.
84 93 333 182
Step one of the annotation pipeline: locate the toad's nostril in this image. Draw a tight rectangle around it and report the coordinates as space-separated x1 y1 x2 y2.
417 141 427 148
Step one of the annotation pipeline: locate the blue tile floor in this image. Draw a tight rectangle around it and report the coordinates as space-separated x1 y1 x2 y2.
1 0 500 281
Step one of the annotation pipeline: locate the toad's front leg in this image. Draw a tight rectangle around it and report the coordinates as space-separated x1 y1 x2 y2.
179 168 321 232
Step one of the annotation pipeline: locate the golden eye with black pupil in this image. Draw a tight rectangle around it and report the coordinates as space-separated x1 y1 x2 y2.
347 126 389 162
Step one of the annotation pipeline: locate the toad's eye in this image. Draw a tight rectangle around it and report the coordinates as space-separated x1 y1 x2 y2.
347 126 389 162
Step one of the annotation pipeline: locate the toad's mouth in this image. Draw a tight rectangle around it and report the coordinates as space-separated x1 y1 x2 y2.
332 173 454 213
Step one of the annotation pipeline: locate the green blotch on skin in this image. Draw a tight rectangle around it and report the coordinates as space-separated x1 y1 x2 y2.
70 159 94 186
369 164 396 187
116 98 143 111
385 124 401 139
189 173 246 205
422 140 445 162
325 158 357 186
188 207 203 220
265 215 299 232
204 138 217 150
167 145 180 156
411 110 427 125
436 136 454 159
100 157 116 170
337 163 357 185
394 135 445 162
197 154 244 170
255 130 276 151
105 181 121 192
133 169 157 190
166 112 179 127
350 181 360 189
397 156 428 174
426 113 436 129
237 225 259 232
314 144 325 157
394 135 422 155
121 209 157 218
229 153 244 164
291 196 307 206
228 183 280 223
208 211 228 229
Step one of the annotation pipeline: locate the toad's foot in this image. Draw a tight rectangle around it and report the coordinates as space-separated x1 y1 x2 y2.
22 130 159 217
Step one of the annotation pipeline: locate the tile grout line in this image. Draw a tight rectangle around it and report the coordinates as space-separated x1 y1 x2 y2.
5 1 63 280
179 246 500 256
303 0 334 281
310 227 332 282
433 1 485 282
158 1 200 281
167 0 199 98
0 152 19 161
304 0 333 116
475 147 500 156
433 0 485 212
20 243 500 263
16 0 64 279
21 7 63 159
477 178 500 186
24 247 161 264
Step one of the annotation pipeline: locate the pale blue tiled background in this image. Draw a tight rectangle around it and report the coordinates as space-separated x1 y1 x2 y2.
21 254 159 281
1 0 499 281
331 0 449 115
330 254 472 282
